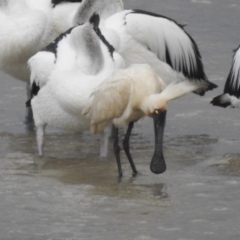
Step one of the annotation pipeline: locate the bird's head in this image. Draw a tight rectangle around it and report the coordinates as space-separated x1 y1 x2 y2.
143 94 168 117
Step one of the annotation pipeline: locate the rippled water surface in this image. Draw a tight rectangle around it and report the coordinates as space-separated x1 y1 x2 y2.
1 0 240 239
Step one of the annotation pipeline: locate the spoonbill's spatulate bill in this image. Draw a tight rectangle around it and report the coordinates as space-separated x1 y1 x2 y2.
151 110 167 174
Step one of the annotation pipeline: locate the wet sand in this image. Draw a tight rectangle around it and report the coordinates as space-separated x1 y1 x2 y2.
0 0 240 239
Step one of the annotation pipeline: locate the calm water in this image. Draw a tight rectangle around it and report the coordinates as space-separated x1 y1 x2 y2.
0 0 240 239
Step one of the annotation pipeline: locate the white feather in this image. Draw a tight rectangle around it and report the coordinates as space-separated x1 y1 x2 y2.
31 22 125 157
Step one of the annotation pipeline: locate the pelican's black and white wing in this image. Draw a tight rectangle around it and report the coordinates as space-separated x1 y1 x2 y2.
26 27 74 107
211 46 240 108
105 9 217 95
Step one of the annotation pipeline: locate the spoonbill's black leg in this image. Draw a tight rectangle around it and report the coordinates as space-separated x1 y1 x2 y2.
150 110 167 174
123 122 138 176
113 126 122 177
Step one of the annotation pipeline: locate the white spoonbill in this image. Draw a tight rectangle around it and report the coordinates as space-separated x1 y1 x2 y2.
83 64 203 176
30 15 125 160
211 45 240 108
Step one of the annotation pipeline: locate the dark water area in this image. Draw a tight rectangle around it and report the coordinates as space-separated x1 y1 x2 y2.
0 0 240 239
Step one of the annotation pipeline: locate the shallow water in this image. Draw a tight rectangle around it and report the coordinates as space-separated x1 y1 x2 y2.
1 0 240 239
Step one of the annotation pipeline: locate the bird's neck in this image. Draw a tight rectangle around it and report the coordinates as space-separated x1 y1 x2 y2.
73 0 123 25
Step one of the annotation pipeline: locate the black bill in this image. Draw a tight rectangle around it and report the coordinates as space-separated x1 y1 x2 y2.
150 109 167 174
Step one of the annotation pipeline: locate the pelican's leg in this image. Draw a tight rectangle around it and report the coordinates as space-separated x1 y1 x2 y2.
99 127 109 157
113 125 122 177
150 110 167 174
122 122 138 175
25 82 33 124
36 125 46 156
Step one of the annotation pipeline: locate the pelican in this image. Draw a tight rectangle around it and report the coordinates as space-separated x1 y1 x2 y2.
211 46 240 108
0 0 53 82
75 4 217 96
0 0 123 82
0 0 83 121
29 15 125 160
83 64 204 176
0 0 123 121
27 0 123 92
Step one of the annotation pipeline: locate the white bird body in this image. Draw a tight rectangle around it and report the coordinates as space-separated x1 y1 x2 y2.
30 19 125 156
28 0 124 89
32 71 97 132
83 63 200 134
0 0 53 81
32 65 121 132
0 0 104 82
83 63 202 176
211 45 240 108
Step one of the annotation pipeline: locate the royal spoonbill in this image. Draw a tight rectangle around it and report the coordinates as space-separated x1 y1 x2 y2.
211 45 240 108
83 64 205 177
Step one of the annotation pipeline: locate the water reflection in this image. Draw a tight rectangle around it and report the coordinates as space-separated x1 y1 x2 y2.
209 153 240 177
6 152 169 202
2 123 240 203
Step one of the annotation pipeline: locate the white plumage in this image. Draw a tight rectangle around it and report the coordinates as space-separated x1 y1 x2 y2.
0 0 86 82
0 0 86 122
28 0 124 90
82 63 203 176
83 64 200 134
211 45 240 108
30 17 125 157
0 0 124 124
75 7 217 95
0 0 52 81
